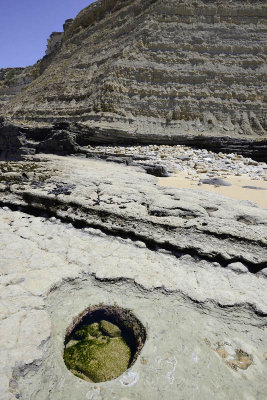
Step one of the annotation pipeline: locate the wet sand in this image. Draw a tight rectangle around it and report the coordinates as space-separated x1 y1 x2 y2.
158 174 267 209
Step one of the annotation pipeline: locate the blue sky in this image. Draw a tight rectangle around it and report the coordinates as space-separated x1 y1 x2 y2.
0 0 95 68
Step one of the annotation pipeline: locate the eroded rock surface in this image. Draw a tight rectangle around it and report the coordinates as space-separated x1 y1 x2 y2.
0 68 35 110
0 0 266 157
0 155 266 272
0 155 266 399
64 320 131 383
0 206 266 399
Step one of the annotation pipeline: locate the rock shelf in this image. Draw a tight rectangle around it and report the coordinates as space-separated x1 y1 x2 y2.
0 153 266 399
0 154 266 272
0 206 266 399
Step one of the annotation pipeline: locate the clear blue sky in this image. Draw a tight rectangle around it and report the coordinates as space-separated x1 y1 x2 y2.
0 0 95 68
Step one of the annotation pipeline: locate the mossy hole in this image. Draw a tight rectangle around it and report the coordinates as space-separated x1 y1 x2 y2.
63 305 146 383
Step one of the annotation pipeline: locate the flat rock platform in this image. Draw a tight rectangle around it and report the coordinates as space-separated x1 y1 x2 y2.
0 155 266 399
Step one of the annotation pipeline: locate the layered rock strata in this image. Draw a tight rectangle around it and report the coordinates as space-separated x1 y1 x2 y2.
0 67 36 109
1 120 267 162
0 155 266 273
0 156 266 399
0 17 73 115
0 0 266 144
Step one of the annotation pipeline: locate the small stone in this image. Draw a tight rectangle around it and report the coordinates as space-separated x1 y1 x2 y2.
226 262 248 274
177 155 190 161
247 160 258 166
135 241 146 248
200 178 231 186
100 320 121 337
257 268 267 278
66 340 79 349
242 186 267 190
75 322 102 339
213 262 220 268
3 172 21 180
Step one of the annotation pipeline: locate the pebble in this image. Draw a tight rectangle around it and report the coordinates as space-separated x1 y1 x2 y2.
226 262 249 274
87 144 267 184
135 241 147 248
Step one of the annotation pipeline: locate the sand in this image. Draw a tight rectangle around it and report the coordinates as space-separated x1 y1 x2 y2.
158 174 267 209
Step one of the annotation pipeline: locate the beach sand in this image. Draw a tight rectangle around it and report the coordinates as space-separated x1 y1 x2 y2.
158 174 267 209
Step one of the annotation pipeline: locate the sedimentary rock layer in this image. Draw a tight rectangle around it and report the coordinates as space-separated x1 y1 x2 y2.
0 67 34 108
0 119 267 162
0 156 266 399
0 155 266 273
1 0 266 144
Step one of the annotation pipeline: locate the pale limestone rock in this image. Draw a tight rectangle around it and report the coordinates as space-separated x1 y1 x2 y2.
0 156 266 399
0 0 266 146
226 262 249 274
17 310 51 348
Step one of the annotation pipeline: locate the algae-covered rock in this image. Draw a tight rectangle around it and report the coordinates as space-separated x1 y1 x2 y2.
100 320 121 337
74 322 102 340
70 369 93 383
65 340 79 349
64 321 131 382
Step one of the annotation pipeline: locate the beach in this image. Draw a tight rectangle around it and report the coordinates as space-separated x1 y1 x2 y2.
158 172 267 208
158 173 267 209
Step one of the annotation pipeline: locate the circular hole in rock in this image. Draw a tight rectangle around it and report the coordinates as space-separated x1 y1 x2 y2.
63 305 146 383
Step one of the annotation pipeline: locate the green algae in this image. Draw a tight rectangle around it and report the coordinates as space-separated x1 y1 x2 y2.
100 320 121 338
74 322 102 340
64 320 131 382
70 369 93 382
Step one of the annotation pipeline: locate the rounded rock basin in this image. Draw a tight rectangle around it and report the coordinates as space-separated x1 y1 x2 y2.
63 305 146 383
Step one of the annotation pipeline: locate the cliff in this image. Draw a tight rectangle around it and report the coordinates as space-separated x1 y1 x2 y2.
0 67 36 108
0 0 266 156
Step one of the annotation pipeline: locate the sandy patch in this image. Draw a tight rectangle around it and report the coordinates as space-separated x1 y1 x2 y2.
158 174 267 209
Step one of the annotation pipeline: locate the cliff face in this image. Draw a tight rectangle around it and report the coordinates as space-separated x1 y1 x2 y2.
0 18 73 114
0 67 36 108
1 0 266 142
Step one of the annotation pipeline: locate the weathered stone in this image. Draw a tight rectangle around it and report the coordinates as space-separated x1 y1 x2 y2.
36 130 78 155
226 262 249 274
142 164 170 177
242 185 267 190
0 1 266 397
200 178 232 187
64 331 131 383
0 195 266 398
0 155 266 272
99 320 121 338
0 0 266 157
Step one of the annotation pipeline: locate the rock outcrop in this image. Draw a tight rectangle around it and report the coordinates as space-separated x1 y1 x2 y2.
0 67 36 109
0 0 266 148
45 32 64 56
45 19 73 56
1 154 266 272
0 18 73 115
0 156 266 399
1 118 266 161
